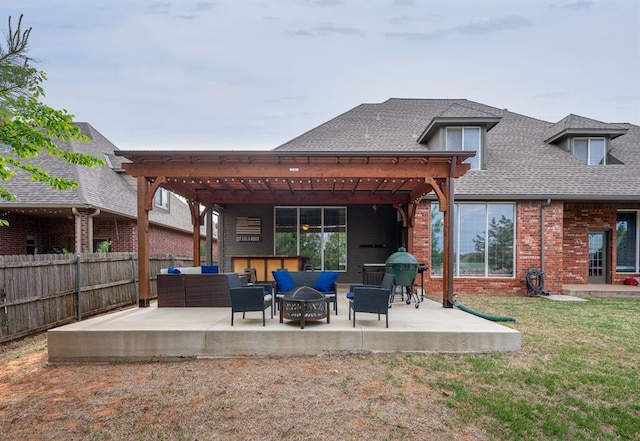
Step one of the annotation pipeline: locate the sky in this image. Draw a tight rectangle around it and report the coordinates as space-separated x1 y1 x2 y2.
3 0 640 150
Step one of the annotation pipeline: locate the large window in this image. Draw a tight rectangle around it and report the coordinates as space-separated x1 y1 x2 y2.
617 211 638 273
431 202 515 277
446 127 481 169
275 207 347 271
573 137 606 165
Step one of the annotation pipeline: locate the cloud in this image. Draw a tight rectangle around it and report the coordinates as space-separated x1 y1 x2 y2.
288 25 364 37
385 14 531 41
393 0 414 5
548 1 593 9
454 15 532 35
145 1 215 19
192 2 215 12
147 2 172 15
385 31 443 41
308 0 343 5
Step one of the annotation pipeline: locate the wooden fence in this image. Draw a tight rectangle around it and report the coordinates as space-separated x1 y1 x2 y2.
0 253 194 343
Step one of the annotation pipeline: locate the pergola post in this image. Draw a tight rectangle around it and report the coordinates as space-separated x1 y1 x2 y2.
188 201 202 266
137 176 151 307
188 202 215 267
444 166 456 308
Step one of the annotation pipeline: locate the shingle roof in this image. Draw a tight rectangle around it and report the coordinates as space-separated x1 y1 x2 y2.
275 98 640 201
0 123 193 231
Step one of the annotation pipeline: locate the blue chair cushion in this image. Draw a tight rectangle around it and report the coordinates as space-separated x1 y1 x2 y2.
168 267 181 274
346 291 354 300
201 265 218 273
313 271 338 293
272 270 295 293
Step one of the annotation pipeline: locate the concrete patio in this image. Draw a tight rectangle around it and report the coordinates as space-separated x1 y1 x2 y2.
48 290 522 363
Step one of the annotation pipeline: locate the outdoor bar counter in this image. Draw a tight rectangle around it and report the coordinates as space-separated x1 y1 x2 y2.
231 255 306 282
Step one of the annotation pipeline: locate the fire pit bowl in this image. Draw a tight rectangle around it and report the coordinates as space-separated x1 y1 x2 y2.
279 286 330 329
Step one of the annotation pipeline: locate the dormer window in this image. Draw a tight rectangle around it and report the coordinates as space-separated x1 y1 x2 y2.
573 137 605 165
417 104 500 171
446 127 481 169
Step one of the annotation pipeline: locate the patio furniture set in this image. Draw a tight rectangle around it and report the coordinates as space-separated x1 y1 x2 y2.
157 266 396 328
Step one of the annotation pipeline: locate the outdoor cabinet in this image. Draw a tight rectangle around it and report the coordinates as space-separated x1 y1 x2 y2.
231 255 306 282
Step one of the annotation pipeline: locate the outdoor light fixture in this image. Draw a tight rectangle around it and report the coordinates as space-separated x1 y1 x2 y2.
302 224 310 231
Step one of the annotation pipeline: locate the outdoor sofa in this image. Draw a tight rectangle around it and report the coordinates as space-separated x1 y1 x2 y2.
272 270 339 314
157 267 272 307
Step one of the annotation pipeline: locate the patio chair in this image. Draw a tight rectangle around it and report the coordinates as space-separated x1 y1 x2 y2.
349 286 391 328
229 286 273 326
346 272 395 302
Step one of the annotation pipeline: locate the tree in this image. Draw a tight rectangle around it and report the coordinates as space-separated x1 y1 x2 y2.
0 15 104 225
473 214 514 275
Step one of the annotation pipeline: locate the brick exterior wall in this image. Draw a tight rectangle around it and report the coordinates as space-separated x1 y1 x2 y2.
563 202 640 285
0 213 204 258
149 224 194 256
413 200 565 296
0 214 75 254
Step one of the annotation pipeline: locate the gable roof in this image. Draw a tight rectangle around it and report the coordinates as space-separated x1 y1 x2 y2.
0 123 193 232
276 98 640 201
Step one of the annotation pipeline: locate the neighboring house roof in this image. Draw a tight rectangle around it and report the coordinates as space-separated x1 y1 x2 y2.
0 123 193 232
275 98 640 201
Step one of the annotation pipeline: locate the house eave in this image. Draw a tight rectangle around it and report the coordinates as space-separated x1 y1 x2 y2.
544 128 627 144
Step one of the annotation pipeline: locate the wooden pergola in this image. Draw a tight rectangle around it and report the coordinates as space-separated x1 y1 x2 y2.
115 150 474 308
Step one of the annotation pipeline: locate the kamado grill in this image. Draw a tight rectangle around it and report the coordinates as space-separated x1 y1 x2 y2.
386 247 422 308
279 286 330 329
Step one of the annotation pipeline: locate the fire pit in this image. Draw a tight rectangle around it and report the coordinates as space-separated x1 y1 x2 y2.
279 286 330 329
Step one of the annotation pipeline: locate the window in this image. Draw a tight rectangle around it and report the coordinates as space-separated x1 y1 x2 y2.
154 188 169 209
446 127 481 169
26 234 37 255
573 137 606 165
616 211 638 273
431 202 515 277
275 207 347 271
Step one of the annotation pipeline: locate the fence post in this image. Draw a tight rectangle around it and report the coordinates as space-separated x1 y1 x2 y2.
130 254 138 304
76 254 82 321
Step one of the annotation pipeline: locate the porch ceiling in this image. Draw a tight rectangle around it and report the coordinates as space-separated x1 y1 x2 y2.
115 150 474 205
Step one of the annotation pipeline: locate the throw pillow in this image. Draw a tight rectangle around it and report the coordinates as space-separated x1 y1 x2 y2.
201 265 218 274
314 271 338 293
168 267 181 274
272 270 295 292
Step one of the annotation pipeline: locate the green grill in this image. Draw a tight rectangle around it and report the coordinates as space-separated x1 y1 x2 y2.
385 247 418 287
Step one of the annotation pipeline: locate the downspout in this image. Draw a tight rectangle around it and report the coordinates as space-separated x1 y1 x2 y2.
540 199 551 273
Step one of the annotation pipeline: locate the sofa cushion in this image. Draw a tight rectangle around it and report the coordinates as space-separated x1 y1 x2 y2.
313 271 338 293
272 270 295 293
201 265 218 273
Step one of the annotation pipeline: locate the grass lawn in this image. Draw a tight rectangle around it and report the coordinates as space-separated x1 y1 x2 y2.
389 295 640 440
2 295 638 440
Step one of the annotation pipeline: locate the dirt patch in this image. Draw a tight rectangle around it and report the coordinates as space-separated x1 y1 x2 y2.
0 334 488 440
